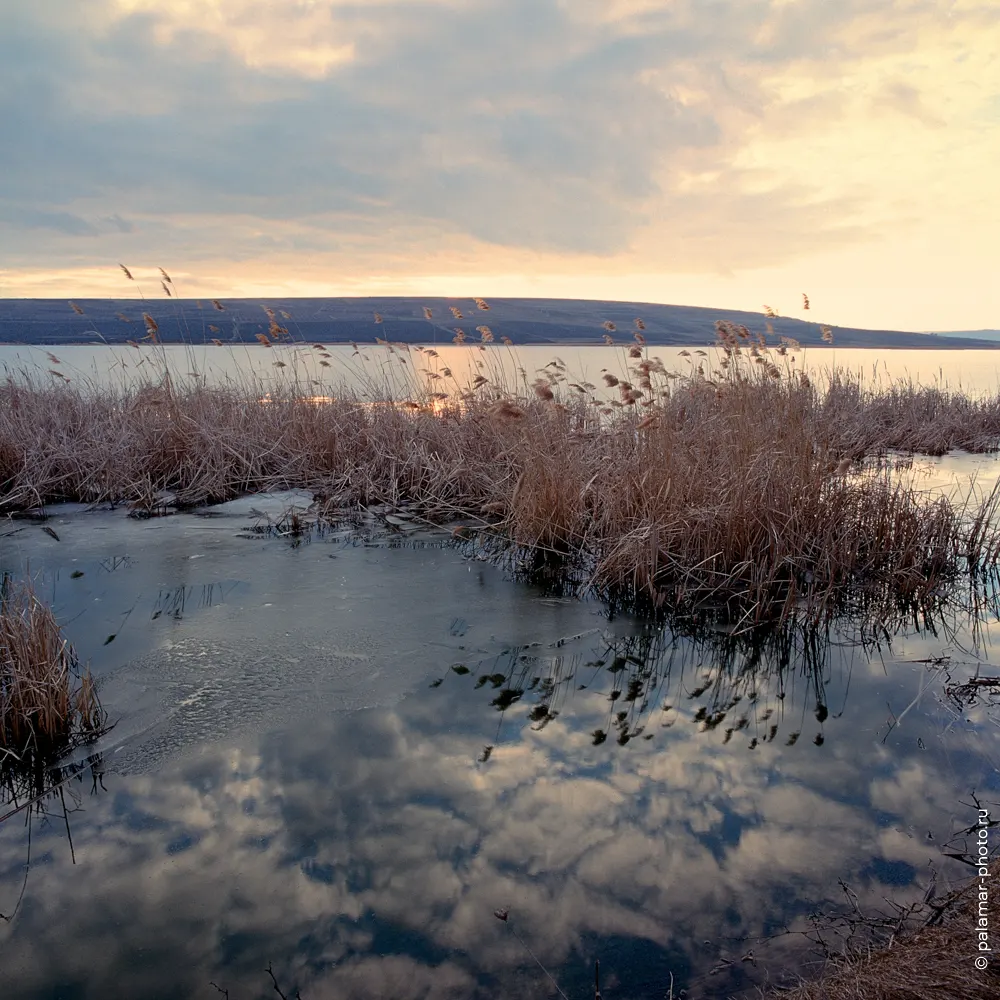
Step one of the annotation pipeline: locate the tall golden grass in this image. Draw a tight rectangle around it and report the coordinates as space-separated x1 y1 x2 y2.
766 865 1000 1000
1 574 106 760
3 326 1000 623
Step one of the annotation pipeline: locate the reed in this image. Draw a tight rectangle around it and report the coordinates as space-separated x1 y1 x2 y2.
765 865 1000 1000
1 573 106 760
3 324 1000 624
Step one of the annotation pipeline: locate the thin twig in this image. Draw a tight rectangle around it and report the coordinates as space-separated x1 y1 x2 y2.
507 921 571 1000
59 784 76 865
0 809 31 922
265 963 296 1000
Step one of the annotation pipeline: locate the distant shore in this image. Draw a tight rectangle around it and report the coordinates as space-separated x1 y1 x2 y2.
2 296 998 350
3 335 1000 349
4 339 1000 349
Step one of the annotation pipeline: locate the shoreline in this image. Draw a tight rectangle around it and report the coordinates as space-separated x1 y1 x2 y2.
2 339 1000 350
764 864 1000 1000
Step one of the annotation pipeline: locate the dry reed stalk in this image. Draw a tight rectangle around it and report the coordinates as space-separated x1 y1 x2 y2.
1 575 106 756
767 866 1000 1000
2 335 1000 624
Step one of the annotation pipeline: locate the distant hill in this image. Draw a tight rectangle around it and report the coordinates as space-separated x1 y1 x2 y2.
922 329 1000 342
1 297 997 349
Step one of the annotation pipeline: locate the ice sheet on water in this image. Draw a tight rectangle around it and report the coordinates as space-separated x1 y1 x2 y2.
1 501 609 775
899 449 1000 497
195 490 316 518
99 631 383 774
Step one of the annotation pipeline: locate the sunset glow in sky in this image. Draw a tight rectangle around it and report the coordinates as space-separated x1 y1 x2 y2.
1 0 998 331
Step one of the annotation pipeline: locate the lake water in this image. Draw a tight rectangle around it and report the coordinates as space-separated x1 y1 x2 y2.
3 342 1000 399
1 479 999 999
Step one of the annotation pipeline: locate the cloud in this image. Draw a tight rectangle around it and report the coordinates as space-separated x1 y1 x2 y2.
101 213 136 233
0 0 997 329
115 0 358 79
0 204 99 236
874 81 947 127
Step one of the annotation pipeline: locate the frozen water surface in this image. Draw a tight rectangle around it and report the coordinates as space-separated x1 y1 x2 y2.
1 494 608 774
1 463 1000 999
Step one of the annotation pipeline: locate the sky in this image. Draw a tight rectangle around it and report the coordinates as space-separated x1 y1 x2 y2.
0 0 998 332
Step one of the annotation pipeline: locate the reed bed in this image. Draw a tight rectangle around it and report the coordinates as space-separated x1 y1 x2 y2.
4 324 1000 624
766 865 1000 1000
1 574 105 760
771 924 996 1000
819 371 1000 457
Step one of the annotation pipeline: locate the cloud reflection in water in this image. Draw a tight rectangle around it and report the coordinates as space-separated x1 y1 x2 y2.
1 611 996 1000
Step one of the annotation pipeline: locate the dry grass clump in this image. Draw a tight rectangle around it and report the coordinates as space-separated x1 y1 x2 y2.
3 327 1000 623
768 867 1000 1000
1 574 106 760
819 373 1000 457
770 923 997 1000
